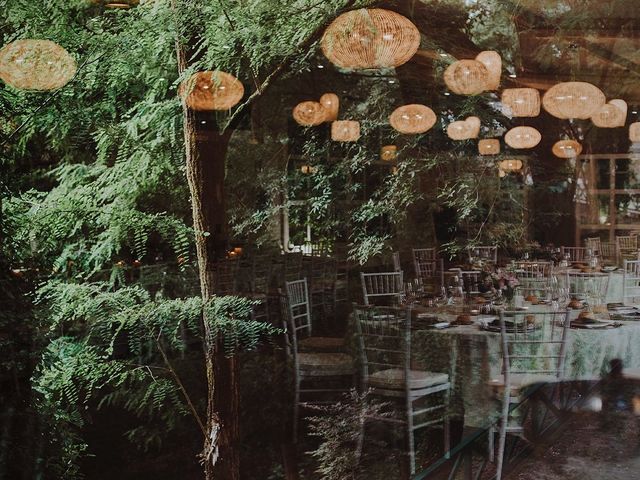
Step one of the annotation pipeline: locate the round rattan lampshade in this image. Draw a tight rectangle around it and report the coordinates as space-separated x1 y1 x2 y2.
319 93 339 122
542 82 605 119
498 159 523 172
447 116 480 140
504 126 541 149
630 122 640 142
444 60 489 95
592 102 626 128
609 99 627 126
478 139 500 155
475 51 501 90
389 104 436 134
552 140 582 158
501 88 540 117
179 71 244 111
320 8 420 70
0 39 76 90
331 120 360 142
380 145 397 161
292 101 326 126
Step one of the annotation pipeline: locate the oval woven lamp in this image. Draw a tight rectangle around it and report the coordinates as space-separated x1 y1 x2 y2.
552 139 582 158
331 120 360 142
319 93 339 122
475 51 501 90
630 122 640 142
444 60 488 95
610 99 627 126
504 126 541 149
501 88 540 117
592 102 626 128
293 101 326 126
542 82 605 119
321 8 420 70
380 145 397 161
447 116 480 140
389 104 436 134
179 71 244 111
0 39 76 90
498 159 523 172
479 139 500 155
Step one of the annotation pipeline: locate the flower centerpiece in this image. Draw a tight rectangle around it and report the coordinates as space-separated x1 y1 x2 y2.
480 268 519 302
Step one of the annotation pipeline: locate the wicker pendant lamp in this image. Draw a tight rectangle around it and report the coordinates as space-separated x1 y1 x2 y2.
319 93 339 122
592 101 626 128
552 139 582 158
444 60 488 95
504 126 541 149
609 99 627 126
478 139 500 155
542 82 605 119
292 101 326 126
0 39 76 90
498 159 523 172
475 51 501 90
331 120 360 141
321 9 420 70
380 145 397 161
630 122 640 142
501 88 540 117
389 104 436 134
179 71 244 111
447 116 480 140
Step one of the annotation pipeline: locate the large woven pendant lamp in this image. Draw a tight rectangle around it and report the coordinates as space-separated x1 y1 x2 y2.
630 122 640 142
501 88 540 117
444 60 489 95
321 9 420 70
478 139 500 155
498 159 523 172
542 82 605 119
292 101 326 126
0 39 76 90
475 51 501 90
592 100 627 128
179 71 244 111
319 93 339 122
389 104 436 134
331 120 360 141
447 116 480 140
504 126 541 149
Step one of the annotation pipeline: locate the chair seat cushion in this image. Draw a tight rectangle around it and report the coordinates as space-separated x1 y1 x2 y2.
488 373 559 395
297 352 353 376
368 368 449 390
298 336 344 352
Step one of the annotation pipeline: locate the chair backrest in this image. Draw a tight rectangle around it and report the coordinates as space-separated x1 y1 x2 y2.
565 271 610 304
392 251 401 272
623 260 640 306
353 305 410 387
617 235 638 252
584 237 602 255
514 261 551 279
284 252 304 282
599 242 616 263
560 246 586 262
283 278 312 347
412 248 436 265
467 246 498 264
498 309 571 386
360 271 404 306
414 259 439 284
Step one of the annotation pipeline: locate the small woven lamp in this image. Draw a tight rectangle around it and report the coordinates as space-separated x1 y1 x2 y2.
380 145 397 161
498 159 523 172
447 116 480 140
630 122 640 142
542 82 605 119
610 99 628 126
592 101 626 128
552 140 582 158
501 88 540 117
179 71 244 111
331 120 360 142
444 60 489 95
0 39 76 90
389 104 436 134
504 126 541 149
319 93 339 122
321 8 420 69
293 101 326 126
479 139 500 155
475 51 501 90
